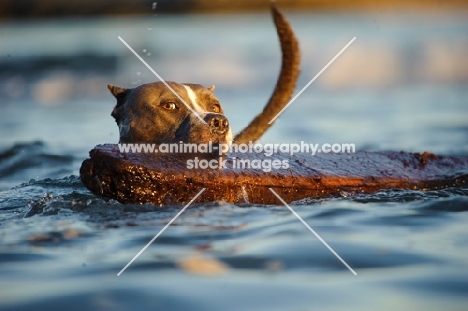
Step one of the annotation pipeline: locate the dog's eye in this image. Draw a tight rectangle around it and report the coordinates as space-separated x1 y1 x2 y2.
161 102 176 111
212 103 221 113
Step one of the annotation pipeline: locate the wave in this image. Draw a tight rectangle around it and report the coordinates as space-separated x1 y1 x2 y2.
0 141 75 190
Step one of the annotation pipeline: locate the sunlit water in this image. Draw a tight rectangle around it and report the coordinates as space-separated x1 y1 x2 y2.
1 12 468 310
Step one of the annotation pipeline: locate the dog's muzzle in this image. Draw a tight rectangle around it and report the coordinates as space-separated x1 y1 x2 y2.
205 113 229 136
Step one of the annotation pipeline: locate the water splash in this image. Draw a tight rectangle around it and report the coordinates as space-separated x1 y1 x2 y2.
241 186 249 203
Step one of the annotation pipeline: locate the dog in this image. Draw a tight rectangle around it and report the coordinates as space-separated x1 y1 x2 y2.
108 3 300 151
108 82 232 146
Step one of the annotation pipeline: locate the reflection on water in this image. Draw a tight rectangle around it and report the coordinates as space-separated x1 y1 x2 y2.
0 12 468 311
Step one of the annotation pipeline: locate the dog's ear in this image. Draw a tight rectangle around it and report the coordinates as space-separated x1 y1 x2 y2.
108 84 129 124
107 84 128 100
207 85 215 93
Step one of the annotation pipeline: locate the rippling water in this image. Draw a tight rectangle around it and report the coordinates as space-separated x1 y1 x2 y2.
1 11 468 310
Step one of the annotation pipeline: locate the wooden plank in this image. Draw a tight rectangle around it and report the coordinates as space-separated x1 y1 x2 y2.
79 144 468 206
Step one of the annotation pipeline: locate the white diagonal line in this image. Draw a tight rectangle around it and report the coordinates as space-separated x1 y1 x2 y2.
268 37 356 124
118 36 206 124
117 188 206 276
269 188 357 275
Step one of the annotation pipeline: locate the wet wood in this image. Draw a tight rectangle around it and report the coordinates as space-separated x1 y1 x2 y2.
80 144 468 206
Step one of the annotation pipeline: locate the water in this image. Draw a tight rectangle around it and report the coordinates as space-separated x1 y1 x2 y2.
1 11 468 310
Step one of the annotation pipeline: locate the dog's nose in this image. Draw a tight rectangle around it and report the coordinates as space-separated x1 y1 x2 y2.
205 114 229 135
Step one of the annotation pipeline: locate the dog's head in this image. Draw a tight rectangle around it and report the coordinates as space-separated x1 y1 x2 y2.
108 81 232 147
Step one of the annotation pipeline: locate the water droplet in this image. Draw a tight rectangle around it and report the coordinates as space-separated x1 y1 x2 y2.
142 49 147 53
137 72 141 76
147 52 151 56
152 2 157 10
147 27 152 31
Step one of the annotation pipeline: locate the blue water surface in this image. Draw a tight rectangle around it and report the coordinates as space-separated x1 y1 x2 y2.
0 11 467 311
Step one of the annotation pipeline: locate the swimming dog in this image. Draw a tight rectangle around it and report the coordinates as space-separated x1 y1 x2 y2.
108 3 300 151
108 82 232 146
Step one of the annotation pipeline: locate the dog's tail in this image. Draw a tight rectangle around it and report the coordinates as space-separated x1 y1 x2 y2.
233 3 300 144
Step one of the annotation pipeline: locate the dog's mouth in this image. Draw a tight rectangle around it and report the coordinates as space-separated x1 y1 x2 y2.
172 113 233 155
195 129 233 152
188 113 232 153
211 125 233 151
